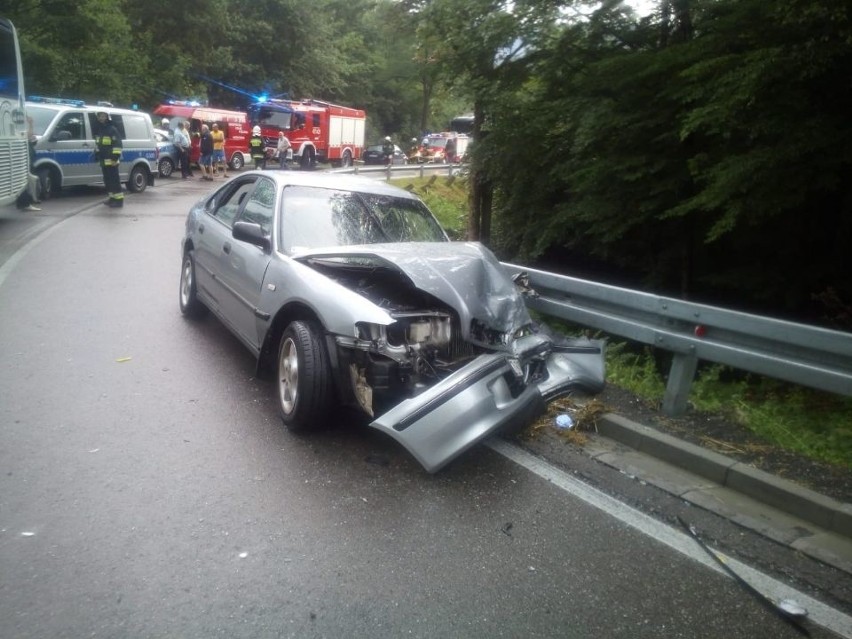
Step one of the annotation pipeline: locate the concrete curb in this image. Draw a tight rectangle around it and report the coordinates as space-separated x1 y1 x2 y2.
598 413 852 540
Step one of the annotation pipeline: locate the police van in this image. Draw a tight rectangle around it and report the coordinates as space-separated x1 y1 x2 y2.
26 97 159 199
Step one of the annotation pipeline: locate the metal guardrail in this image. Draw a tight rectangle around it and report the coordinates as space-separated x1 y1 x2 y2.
334 162 460 179
338 165 851 414
502 263 852 415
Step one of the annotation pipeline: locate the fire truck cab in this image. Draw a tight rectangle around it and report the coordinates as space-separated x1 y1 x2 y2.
152 102 252 170
249 99 365 169
417 132 470 164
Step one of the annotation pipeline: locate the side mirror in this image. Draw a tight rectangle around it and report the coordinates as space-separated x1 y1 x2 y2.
232 220 271 252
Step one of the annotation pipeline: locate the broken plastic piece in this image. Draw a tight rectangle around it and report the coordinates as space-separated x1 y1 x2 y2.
555 414 574 430
777 599 808 618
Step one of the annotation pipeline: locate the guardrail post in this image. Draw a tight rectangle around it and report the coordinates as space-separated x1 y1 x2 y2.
663 350 698 416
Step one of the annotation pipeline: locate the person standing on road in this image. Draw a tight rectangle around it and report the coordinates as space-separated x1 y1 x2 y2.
445 136 456 164
249 126 266 170
94 110 124 208
211 123 229 178
16 115 41 212
382 136 394 165
198 124 214 181
173 121 192 179
276 131 291 170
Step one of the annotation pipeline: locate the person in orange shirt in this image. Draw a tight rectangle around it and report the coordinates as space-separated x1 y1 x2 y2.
210 123 229 178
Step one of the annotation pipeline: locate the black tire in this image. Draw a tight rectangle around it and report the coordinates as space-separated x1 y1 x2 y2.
158 157 174 178
127 164 148 193
179 251 207 318
341 149 353 168
277 320 332 431
300 148 315 171
229 153 244 170
36 166 58 200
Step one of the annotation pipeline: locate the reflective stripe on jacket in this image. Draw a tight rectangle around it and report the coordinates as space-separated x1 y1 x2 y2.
249 135 265 159
95 124 122 163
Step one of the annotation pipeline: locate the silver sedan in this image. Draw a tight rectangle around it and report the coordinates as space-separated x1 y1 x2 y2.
179 171 605 472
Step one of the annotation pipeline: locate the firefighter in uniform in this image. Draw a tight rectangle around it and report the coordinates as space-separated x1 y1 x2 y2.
382 136 394 165
94 111 124 208
249 125 267 170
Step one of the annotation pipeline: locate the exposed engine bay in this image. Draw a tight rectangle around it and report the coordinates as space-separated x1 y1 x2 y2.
302 256 544 416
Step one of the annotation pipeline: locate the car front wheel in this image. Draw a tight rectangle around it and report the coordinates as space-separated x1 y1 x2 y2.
159 157 174 178
36 166 58 199
278 321 332 431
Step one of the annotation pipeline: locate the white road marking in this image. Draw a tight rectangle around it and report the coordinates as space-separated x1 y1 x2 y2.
488 439 852 638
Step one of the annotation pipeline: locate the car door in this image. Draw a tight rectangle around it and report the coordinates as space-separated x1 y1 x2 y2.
48 111 100 185
193 176 259 325
216 176 277 350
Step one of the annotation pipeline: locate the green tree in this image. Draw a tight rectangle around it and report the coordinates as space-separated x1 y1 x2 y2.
487 0 852 323
413 0 564 242
7 0 142 105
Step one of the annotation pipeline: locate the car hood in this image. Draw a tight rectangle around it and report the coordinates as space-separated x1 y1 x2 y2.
292 242 532 338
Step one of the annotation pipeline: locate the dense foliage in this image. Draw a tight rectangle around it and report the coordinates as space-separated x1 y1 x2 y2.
5 0 851 327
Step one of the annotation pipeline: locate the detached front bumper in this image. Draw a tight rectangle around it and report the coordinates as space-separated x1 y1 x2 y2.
369 353 545 473
368 337 605 473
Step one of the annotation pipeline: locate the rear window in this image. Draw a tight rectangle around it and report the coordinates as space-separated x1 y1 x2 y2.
121 114 152 140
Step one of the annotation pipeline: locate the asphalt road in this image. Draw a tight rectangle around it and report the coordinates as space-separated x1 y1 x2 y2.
0 177 847 638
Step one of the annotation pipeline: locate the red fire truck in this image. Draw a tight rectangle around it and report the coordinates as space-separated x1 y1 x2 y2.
413 132 470 164
152 102 252 169
249 99 365 169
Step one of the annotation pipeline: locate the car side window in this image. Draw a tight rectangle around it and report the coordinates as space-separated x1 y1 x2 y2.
237 177 276 235
55 112 86 140
209 179 257 228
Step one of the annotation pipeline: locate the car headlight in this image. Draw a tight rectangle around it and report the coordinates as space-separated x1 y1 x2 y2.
355 322 386 342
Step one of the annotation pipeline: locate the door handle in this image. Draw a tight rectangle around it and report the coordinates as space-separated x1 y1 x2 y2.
223 242 231 254
198 224 205 234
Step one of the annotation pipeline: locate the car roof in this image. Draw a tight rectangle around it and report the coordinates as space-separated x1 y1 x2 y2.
25 101 152 119
240 170 422 200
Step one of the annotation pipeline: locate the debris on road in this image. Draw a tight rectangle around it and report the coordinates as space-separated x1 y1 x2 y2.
677 516 811 636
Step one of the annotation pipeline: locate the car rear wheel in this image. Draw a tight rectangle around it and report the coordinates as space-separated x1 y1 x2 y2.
229 153 244 170
158 157 174 178
278 320 331 431
127 165 148 193
179 251 207 318
341 149 352 168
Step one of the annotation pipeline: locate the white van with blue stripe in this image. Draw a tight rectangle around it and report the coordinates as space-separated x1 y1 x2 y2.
27 97 159 199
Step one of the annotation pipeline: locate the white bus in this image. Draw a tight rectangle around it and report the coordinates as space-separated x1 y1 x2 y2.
0 17 29 207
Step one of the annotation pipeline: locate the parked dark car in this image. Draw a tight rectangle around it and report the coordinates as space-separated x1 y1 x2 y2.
362 143 407 165
179 171 605 472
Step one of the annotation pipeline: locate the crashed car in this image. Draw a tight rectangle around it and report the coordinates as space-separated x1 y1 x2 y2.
179 171 605 472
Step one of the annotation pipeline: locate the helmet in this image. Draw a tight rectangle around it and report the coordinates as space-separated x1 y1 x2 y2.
253 126 261 135
96 111 109 119
384 136 391 141
161 118 169 126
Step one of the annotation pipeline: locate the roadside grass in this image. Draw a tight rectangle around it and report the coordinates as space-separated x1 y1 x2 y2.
606 341 852 469
390 175 468 238
392 175 852 470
